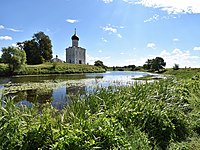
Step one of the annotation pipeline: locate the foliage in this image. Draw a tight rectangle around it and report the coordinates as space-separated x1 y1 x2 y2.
0 74 200 149
17 32 53 65
143 57 166 72
1 46 26 73
94 60 107 69
173 63 179 70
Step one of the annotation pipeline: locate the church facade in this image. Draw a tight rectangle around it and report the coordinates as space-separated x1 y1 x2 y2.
66 30 86 64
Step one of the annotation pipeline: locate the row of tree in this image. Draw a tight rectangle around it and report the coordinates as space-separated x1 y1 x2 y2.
94 57 167 72
0 32 53 73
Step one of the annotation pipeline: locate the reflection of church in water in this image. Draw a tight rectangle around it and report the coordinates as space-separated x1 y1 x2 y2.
66 29 86 64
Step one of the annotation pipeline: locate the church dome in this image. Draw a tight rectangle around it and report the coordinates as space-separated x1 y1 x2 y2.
71 34 79 41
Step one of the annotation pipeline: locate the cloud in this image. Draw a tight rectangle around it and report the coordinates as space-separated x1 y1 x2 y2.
173 38 179 42
86 53 111 65
7 28 22 32
66 19 79 23
98 50 103 53
160 49 199 68
101 24 123 38
193 47 200 51
144 14 159 23
102 0 113 3
0 25 5 29
0 25 22 32
101 38 108 43
0 36 12 40
147 43 156 49
135 0 200 14
102 26 117 33
117 34 122 38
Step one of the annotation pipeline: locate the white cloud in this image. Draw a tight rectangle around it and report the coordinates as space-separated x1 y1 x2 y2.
117 34 122 38
147 43 156 49
101 37 108 42
66 19 79 23
160 49 199 68
101 24 123 38
0 25 5 29
7 28 22 32
98 50 103 53
173 38 179 42
0 36 12 40
102 0 113 3
86 53 111 65
135 0 200 14
144 14 159 23
102 26 117 33
0 25 22 32
0 51 2 57
120 52 124 55
193 47 200 51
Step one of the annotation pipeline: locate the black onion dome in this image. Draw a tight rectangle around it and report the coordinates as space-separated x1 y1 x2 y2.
71 34 79 40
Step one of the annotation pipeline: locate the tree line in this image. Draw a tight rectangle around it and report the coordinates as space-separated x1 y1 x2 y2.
95 57 167 72
0 32 53 73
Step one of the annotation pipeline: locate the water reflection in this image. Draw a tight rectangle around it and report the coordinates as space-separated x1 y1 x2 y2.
0 71 153 109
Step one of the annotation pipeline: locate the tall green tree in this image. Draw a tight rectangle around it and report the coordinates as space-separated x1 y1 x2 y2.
1 46 26 73
33 32 53 61
17 32 53 65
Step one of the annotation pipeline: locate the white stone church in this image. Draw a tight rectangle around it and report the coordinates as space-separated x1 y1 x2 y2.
66 30 86 64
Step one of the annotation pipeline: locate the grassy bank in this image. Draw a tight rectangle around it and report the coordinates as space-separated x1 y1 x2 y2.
1 73 200 149
163 68 200 80
0 63 105 76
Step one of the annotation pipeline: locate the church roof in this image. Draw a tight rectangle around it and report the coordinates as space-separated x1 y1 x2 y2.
71 28 79 40
71 34 79 41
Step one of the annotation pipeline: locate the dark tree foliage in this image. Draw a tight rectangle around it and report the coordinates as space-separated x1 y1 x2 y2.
143 57 166 72
17 32 53 65
94 60 107 69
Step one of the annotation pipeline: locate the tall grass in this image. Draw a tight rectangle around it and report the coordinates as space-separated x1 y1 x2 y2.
0 76 200 149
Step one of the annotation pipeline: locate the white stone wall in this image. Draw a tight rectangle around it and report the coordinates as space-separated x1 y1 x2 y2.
66 46 86 64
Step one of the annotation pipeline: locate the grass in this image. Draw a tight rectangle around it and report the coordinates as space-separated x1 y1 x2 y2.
0 72 200 149
0 62 105 76
163 68 200 80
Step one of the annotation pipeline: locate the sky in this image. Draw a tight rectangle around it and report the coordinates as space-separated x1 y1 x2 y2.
0 0 200 68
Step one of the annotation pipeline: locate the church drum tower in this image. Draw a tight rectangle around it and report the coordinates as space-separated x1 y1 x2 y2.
66 29 86 64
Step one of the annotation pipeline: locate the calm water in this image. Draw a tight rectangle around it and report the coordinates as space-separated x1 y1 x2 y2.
0 71 152 109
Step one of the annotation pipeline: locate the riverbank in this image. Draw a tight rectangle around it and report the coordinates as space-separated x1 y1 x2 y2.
0 63 106 76
1 74 200 149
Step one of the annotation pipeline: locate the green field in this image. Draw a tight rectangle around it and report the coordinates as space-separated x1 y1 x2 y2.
0 63 105 76
0 69 200 149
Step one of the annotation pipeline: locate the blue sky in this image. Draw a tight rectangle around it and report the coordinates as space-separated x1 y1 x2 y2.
0 0 200 67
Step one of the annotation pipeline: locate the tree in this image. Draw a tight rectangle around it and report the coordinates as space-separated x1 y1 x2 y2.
33 32 53 61
17 32 53 65
1 46 26 73
94 60 107 69
173 63 179 70
143 57 166 72
94 60 104 67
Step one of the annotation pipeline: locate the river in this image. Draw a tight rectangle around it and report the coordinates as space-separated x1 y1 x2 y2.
0 71 153 109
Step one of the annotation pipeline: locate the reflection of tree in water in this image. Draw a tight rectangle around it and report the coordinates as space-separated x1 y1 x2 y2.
66 86 86 96
9 89 53 104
